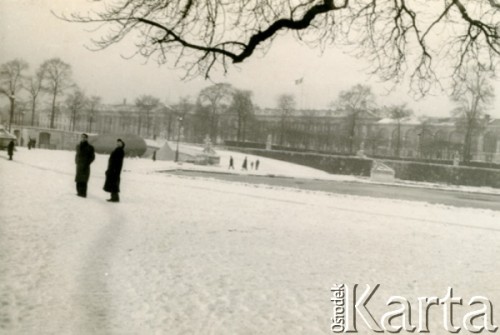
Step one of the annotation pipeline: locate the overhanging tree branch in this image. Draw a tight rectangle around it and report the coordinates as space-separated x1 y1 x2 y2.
60 0 500 94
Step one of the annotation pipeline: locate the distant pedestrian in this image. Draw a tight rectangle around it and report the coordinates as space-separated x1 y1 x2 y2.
7 140 15 160
28 138 32 150
103 139 125 203
242 156 248 170
75 133 95 198
152 150 156 162
229 156 234 170
32 139 36 149
255 159 260 170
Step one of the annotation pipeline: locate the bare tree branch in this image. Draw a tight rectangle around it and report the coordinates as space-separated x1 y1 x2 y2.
60 0 500 95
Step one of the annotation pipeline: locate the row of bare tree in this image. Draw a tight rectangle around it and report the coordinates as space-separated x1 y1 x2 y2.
1 57 494 162
0 58 102 132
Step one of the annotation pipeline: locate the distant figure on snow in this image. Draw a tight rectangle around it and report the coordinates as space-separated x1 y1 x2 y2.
242 156 248 170
229 156 234 170
7 140 15 160
103 139 125 203
28 138 32 150
255 159 260 170
75 133 95 198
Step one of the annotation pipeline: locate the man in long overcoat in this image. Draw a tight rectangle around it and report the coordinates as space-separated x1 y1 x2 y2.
103 139 125 202
75 133 95 197
7 140 15 160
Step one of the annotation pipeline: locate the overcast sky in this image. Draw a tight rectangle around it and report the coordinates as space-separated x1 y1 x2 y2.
1 0 500 118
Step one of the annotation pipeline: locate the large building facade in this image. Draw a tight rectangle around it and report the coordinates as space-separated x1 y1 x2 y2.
6 102 500 163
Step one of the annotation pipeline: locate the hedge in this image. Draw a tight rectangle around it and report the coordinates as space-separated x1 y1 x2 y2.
232 148 500 188
233 148 372 176
90 133 147 157
384 160 500 188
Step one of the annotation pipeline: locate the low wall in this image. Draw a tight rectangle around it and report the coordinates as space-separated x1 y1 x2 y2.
11 126 83 151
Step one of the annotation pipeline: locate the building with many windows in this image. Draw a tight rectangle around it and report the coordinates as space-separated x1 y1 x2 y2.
6 101 500 163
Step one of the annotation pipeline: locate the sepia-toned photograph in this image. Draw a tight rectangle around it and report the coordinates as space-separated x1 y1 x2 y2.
1 1 500 334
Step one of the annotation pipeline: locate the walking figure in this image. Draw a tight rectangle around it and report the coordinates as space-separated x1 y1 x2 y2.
242 156 248 170
7 140 15 160
255 159 260 170
75 133 95 198
104 139 125 203
229 156 234 170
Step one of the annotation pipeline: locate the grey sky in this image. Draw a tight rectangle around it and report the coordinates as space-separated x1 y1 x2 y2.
1 0 499 117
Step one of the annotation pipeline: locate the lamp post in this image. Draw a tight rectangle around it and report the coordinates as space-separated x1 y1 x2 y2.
175 116 183 162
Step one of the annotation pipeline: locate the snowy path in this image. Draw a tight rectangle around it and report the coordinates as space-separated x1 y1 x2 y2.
165 170 500 211
1 149 500 334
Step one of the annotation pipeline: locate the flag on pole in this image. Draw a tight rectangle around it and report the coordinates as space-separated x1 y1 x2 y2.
294 77 304 85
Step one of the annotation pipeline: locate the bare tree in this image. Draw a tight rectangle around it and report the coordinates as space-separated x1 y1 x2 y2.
66 87 88 132
40 58 73 129
0 59 29 131
87 96 101 133
334 84 375 154
387 104 413 157
135 95 160 137
198 83 233 141
27 67 45 127
451 66 494 163
277 94 296 146
63 1 500 94
230 89 254 142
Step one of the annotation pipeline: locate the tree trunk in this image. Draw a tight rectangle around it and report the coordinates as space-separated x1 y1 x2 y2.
395 123 401 157
462 125 473 163
137 115 142 135
8 97 15 132
348 112 357 154
50 90 57 129
280 116 285 146
237 115 241 142
31 99 37 127
210 106 217 141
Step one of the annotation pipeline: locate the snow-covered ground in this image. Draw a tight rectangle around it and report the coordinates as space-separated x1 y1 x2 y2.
174 143 500 195
1 148 500 334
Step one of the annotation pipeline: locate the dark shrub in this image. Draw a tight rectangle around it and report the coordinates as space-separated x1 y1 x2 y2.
234 148 500 188
235 148 372 176
89 133 147 157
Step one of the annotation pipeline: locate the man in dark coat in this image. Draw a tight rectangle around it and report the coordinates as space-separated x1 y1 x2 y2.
75 133 95 197
7 140 15 160
103 139 125 202
242 156 248 170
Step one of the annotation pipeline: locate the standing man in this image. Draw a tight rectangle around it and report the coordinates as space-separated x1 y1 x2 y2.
7 140 15 160
75 133 95 198
103 139 125 203
228 156 234 170
242 156 248 170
